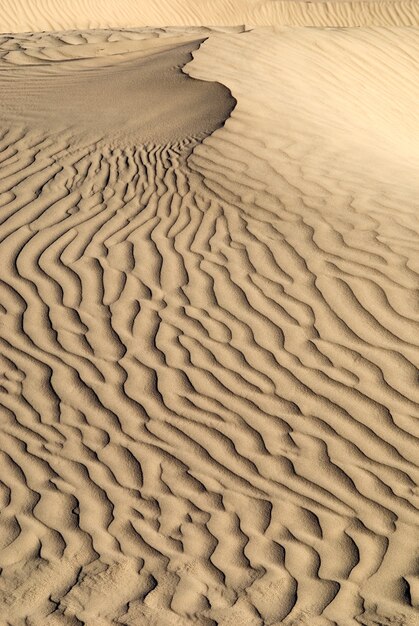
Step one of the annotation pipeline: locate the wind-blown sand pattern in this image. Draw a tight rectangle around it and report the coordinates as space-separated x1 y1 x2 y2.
2 1 419 31
0 22 418 626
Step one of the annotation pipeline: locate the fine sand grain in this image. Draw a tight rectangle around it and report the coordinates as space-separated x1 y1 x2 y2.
0 21 418 626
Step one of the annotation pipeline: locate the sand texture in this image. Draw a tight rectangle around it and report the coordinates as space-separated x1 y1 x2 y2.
2 1 419 31
0 22 418 626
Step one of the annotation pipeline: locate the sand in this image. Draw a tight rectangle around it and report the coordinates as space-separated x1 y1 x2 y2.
3 1 419 30
0 8 418 626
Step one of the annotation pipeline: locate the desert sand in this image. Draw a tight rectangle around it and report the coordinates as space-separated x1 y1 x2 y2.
0 5 418 626
3 1 419 30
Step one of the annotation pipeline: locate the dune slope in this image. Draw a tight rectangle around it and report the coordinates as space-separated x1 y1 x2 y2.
2 0 419 31
0 26 418 626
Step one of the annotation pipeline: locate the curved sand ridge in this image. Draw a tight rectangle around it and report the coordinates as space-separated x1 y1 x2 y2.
0 30 236 145
2 1 419 31
0 26 418 625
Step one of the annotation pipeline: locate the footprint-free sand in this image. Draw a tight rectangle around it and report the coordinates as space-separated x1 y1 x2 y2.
0 7 418 626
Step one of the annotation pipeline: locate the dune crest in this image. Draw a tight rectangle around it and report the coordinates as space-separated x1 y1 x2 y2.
0 30 236 145
0 25 418 626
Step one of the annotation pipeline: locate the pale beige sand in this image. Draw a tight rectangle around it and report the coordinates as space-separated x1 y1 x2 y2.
1 0 419 31
0 23 418 626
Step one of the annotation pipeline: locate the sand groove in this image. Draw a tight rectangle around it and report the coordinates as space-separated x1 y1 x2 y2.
0 27 418 626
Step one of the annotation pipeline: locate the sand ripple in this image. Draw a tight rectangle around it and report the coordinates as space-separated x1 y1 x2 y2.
0 27 418 626
2 1 419 31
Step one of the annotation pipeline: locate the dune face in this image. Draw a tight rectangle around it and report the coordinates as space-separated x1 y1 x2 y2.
0 32 236 144
0 22 418 626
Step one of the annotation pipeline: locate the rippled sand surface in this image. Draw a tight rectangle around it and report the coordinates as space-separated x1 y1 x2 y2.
2 1 419 30
0 21 418 626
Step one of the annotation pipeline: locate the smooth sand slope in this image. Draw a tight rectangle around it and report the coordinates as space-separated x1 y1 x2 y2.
2 1 419 31
0 25 418 626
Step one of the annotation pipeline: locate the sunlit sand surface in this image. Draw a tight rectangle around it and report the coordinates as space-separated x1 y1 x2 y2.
0 12 418 626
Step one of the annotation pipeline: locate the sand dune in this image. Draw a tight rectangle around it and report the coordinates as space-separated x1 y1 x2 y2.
0 22 418 626
2 1 419 32
0 31 237 144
